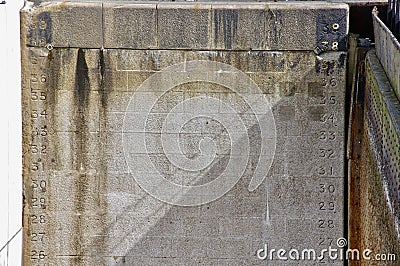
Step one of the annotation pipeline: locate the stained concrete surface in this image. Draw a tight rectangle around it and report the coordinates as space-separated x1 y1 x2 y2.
21 1 348 265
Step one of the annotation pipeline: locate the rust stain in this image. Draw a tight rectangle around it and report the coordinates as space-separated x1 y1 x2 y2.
348 43 371 264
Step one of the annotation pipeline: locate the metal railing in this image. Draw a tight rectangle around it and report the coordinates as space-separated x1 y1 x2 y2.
388 0 400 39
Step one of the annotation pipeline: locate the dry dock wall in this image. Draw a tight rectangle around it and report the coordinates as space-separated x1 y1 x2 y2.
347 11 400 265
359 51 400 265
21 1 348 265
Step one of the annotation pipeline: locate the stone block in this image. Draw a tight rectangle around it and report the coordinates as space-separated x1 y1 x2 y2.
211 3 348 51
157 3 212 49
23 2 103 48
103 3 157 49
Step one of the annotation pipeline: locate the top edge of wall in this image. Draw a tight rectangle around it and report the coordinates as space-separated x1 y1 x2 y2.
22 1 349 51
372 10 400 100
25 0 384 3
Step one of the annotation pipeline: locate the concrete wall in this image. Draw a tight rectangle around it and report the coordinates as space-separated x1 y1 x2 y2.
361 11 400 259
21 1 348 265
348 13 400 262
350 50 400 265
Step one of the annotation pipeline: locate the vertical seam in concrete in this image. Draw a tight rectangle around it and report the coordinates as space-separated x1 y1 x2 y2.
209 4 213 50
101 3 104 49
155 3 159 49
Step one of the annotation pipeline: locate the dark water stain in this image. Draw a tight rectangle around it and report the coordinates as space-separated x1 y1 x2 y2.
214 9 238 50
97 48 110 260
338 53 346 68
99 49 109 108
33 48 110 263
28 12 52 47
267 9 283 48
75 49 90 112
47 49 80 173
73 48 90 262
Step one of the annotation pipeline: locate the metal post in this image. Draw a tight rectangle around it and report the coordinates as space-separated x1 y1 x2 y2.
388 0 400 39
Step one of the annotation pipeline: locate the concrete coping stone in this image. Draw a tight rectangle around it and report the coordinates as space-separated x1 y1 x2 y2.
22 1 349 51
